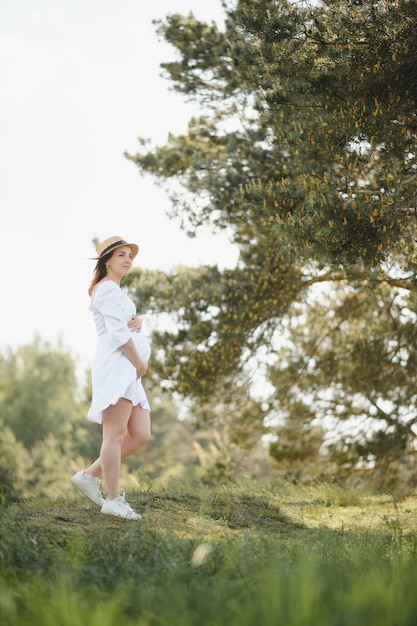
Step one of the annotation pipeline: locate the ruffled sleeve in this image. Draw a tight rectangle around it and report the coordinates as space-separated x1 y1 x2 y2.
93 282 132 348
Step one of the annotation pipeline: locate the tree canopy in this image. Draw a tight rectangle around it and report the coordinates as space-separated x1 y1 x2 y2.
126 0 417 486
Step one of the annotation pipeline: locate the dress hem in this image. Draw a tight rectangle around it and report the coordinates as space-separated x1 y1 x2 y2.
87 389 151 424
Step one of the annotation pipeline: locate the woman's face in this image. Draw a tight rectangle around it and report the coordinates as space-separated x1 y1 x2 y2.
106 245 134 279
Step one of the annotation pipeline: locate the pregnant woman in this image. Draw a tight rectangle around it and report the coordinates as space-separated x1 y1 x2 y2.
72 236 151 520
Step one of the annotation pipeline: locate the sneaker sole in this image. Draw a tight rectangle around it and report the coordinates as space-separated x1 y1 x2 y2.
100 510 142 521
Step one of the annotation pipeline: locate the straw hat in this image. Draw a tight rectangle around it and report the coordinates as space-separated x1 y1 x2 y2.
96 236 139 259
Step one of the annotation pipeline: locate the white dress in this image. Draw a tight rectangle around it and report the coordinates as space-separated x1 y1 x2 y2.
87 280 151 424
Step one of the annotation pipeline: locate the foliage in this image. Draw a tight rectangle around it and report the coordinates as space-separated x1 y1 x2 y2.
0 338 91 499
125 0 417 483
0 338 252 499
0 336 83 448
268 283 417 489
0 424 31 501
1 481 417 625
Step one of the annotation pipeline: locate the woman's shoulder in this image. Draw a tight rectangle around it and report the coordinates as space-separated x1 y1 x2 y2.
91 280 120 302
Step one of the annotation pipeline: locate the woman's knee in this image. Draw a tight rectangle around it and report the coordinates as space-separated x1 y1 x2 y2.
102 418 129 445
130 409 151 441
139 426 151 446
131 423 151 447
103 427 128 447
129 415 151 447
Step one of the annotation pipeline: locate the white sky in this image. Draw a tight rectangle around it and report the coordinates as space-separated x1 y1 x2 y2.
0 0 238 370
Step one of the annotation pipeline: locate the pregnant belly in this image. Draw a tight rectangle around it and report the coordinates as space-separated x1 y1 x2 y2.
132 331 151 363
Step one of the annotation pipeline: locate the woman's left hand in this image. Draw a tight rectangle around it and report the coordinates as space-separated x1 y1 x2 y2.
128 315 142 333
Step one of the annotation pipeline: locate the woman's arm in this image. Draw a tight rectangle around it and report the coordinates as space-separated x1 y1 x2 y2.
120 338 148 378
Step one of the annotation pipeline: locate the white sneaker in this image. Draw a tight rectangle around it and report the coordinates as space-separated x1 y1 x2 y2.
71 470 105 506
100 493 142 520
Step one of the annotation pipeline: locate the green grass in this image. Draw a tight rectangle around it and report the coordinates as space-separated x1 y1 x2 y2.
1 479 417 625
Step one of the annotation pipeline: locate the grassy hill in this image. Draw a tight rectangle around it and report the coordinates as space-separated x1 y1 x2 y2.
1 479 417 625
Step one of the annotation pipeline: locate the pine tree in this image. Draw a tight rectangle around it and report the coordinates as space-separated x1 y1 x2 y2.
126 0 417 483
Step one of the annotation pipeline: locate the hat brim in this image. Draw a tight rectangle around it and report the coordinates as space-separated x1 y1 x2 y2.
93 241 139 260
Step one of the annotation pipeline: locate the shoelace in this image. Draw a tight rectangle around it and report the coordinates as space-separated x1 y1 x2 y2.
121 493 135 513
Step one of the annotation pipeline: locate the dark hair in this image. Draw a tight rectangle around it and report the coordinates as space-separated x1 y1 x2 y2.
88 251 113 296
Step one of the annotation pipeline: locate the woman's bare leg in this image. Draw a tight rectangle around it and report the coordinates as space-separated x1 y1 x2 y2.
99 398 132 500
84 405 151 480
122 406 151 457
